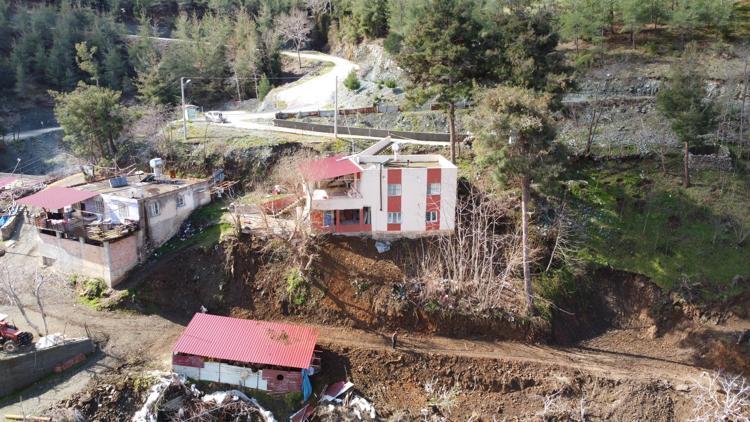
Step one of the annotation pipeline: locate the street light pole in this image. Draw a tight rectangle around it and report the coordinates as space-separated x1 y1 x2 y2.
180 77 191 142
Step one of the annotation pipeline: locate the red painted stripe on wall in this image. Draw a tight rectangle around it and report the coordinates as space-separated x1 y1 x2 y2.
427 168 441 183
388 168 402 184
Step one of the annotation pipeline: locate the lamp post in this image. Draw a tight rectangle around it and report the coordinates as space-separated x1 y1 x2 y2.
180 77 192 141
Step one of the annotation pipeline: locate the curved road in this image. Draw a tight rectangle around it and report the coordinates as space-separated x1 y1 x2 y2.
271 51 357 113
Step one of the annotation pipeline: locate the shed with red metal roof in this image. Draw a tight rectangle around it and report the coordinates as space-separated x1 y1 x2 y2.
172 314 320 393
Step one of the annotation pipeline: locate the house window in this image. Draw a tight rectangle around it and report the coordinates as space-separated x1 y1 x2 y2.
149 201 161 217
387 212 401 224
387 184 401 196
426 210 438 223
428 183 441 195
176 193 185 208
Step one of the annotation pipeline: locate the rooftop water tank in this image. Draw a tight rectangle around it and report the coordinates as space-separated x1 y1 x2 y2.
149 158 164 179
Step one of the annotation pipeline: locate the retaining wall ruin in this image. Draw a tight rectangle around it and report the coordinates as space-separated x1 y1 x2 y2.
0 338 95 397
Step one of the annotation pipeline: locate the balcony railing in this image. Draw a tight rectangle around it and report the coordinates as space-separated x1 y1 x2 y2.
312 188 362 200
33 215 138 243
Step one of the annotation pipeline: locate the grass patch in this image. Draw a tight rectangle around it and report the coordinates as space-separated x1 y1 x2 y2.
568 158 750 300
154 201 233 256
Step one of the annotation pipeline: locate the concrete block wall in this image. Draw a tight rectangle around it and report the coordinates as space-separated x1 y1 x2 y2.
37 231 139 287
0 338 95 397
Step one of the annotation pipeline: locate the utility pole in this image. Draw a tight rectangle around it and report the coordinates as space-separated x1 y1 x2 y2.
180 77 191 142
334 75 338 140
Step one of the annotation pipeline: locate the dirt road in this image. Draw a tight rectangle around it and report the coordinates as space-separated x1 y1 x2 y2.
314 325 701 385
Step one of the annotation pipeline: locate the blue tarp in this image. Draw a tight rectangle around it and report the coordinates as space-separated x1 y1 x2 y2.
302 370 312 402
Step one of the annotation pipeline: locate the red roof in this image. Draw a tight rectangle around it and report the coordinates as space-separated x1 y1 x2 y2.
172 314 318 369
16 187 100 210
299 155 360 182
0 177 17 188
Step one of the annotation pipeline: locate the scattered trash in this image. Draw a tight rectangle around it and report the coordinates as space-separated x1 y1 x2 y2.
375 240 391 254
132 373 180 422
293 381 377 421
201 390 275 421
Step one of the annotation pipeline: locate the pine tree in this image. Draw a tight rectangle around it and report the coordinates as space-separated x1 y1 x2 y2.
656 45 718 188
103 46 125 91
559 0 606 54
468 86 560 315
51 82 125 163
258 74 271 101
397 0 484 163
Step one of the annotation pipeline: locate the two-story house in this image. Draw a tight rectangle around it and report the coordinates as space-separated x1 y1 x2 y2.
300 139 457 238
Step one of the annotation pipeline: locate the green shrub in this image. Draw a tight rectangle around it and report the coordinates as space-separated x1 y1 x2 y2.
384 79 397 89
258 75 271 101
574 51 596 69
343 70 360 91
285 268 308 306
284 392 304 408
384 32 404 54
82 278 107 299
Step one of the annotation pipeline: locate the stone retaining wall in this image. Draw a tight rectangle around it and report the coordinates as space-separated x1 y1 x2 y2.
0 338 95 397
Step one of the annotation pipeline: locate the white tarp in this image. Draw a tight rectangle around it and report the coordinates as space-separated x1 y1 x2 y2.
35 333 64 349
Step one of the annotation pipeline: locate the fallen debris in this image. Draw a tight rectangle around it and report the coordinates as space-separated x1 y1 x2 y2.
292 381 377 422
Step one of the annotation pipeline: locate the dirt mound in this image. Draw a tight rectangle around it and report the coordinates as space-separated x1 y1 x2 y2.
551 268 683 344
125 236 545 342
317 345 692 420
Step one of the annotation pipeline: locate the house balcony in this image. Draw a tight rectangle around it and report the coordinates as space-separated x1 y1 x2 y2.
33 214 139 244
310 188 365 211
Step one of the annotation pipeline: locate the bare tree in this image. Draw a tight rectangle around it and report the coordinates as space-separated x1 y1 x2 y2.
410 190 530 313
0 268 42 336
583 83 608 157
277 9 313 69
306 0 331 17
739 58 749 160
690 371 750 422
32 271 51 337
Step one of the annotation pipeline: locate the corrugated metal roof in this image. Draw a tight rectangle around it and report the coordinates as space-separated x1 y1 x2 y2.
0 177 17 188
299 155 361 182
16 187 100 210
172 314 318 369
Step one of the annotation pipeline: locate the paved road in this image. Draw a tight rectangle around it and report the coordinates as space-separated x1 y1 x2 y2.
269 51 357 113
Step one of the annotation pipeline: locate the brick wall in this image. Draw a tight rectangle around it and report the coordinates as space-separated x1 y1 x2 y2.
261 369 303 393
107 235 139 286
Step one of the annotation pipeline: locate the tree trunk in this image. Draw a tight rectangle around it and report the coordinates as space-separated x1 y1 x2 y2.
521 176 534 315
448 102 456 163
297 46 302 70
683 141 691 188
740 59 748 160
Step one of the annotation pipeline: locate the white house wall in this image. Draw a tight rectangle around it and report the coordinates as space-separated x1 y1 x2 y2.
440 166 457 230
400 167 428 232
173 362 268 390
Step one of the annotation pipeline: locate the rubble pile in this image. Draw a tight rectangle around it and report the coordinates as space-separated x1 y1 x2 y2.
292 381 378 422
